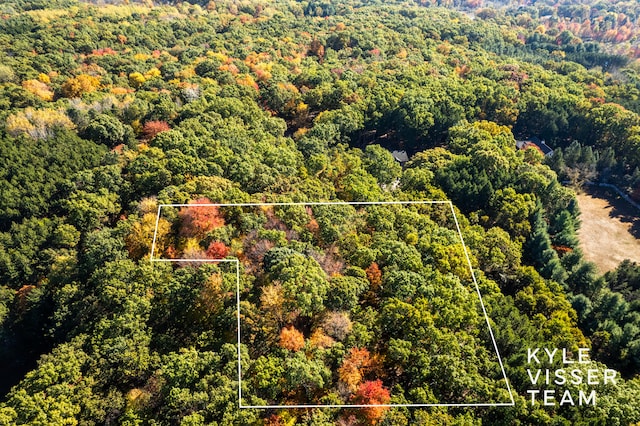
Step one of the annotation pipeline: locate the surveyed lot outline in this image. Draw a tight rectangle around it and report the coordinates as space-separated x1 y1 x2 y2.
150 200 515 409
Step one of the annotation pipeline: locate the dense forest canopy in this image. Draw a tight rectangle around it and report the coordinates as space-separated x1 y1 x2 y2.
0 0 640 424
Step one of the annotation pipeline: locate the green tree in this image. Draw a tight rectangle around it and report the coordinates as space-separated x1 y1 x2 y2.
363 144 402 186
265 248 329 317
83 114 133 148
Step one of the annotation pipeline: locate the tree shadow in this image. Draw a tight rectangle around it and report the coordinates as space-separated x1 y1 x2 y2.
585 186 640 239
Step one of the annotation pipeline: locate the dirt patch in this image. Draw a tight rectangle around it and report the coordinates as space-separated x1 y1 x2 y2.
575 186 640 274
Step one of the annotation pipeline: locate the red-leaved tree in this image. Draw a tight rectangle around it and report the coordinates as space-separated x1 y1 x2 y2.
142 120 171 140
364 262 383 305
353 380 391 425
178 198 225 238
206 241 230 259
365 263 382 289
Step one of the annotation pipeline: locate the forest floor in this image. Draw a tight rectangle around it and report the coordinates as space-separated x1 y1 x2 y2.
576 186 640 274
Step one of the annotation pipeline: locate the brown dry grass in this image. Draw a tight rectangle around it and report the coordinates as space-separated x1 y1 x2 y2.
576 187 640 274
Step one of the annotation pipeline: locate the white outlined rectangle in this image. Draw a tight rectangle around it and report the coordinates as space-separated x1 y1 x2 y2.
150 200 515 409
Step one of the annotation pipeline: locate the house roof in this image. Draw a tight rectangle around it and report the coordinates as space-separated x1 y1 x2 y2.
519 141 545 156
516 138 554 156
538 141 554 155
391 150 409 163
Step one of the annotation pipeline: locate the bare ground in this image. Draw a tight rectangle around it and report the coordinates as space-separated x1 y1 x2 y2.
576 186 640 274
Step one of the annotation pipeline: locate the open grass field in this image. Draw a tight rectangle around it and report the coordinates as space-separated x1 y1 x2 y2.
576 186 640 274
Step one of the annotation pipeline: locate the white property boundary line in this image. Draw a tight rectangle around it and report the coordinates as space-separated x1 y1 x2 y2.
150 201 516 409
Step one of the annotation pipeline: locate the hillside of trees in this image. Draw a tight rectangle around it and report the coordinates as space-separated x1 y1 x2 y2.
1 0 640 424
411 0 640 61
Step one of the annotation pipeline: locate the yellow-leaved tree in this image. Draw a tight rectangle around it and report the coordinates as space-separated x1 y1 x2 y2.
22 79 54 101
61 74 100 98
6 108 74 139
125 213 171 259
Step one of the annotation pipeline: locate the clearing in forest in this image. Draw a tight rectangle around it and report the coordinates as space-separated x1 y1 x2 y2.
150 201 514 409
576 187 640 273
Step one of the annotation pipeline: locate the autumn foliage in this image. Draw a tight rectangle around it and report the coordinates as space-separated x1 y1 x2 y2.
310 328 335 349
553 245 574 256
16 285 36 312
365 263 382 289
309 38 325 60
322 311 352 341
126 212 170 260
61 74 100 98
353 380 391 424
6 108 74 140
338 347 372 392
142 120 171 140
364 263 383 304
263 414 286 426
178 198 225 238
196 273 225 315
22 79 54 101
279 326 305 352
206 241 230 259
5 1 640 424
